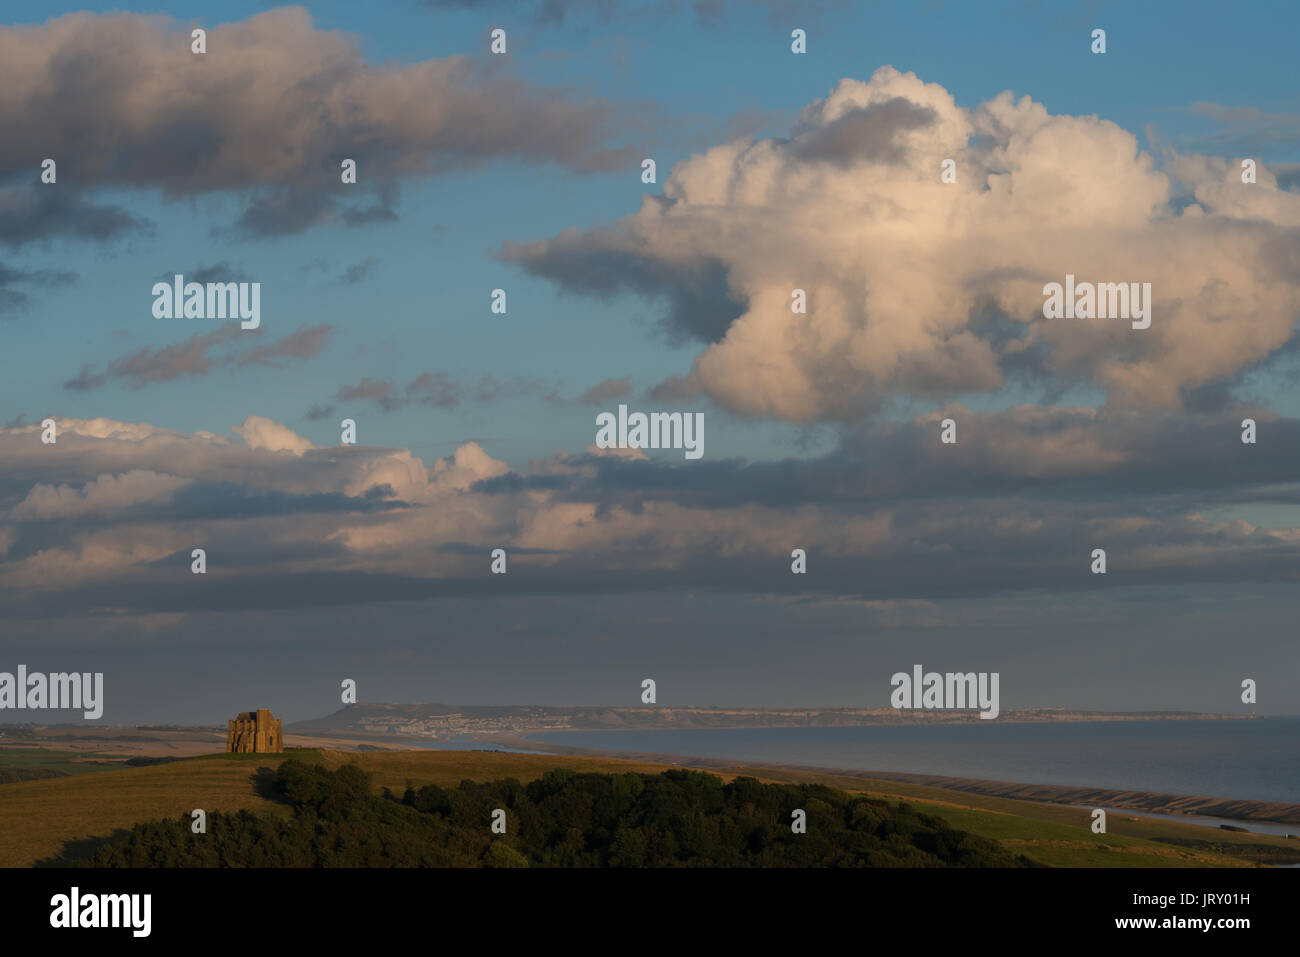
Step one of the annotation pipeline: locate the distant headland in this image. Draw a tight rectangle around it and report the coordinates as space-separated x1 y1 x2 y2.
285 702 1258 745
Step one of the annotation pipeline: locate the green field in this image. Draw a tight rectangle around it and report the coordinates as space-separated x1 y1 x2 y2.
0 748 1294 868
0 747 127 782
707 766 1300 868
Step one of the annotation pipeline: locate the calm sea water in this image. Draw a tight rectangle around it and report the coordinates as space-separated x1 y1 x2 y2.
527 718 1300 804
408 737 551 755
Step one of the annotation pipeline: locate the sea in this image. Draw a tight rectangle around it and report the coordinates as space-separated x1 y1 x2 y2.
524 717 1300 805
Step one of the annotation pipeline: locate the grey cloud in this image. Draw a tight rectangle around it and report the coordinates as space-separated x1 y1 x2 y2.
340 183 400 228
0 264 77 288
3 483 410 532
1274 162 1300 191
232 187 336 238
472 406 1300 516
0 288 28 317
3 408 1300 620
238 324 334 367
61 366 109 392
420 0 618 26
100 327 242 387
421 0 845 28
0 261 78 319
0 9 633 239
340 257 379 285
473 374 554 403
0 186 151 248
333 372 554 412
65 324 332 389
788 97 938 167
336 378 402 412
404 372 466 408
579 377 632 404
500 232 746 345
155 262 251 285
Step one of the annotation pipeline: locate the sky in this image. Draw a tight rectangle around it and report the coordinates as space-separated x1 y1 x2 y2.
2 0 1299 723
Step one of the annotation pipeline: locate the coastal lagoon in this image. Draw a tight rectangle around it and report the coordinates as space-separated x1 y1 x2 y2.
528 717 1300 804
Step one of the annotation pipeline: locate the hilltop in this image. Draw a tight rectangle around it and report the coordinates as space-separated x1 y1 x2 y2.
1 748 1295 868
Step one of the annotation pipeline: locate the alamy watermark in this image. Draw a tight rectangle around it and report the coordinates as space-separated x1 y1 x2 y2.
0 666 103 719
595 404 704 460
152 274 260 329
50 887 150 937
1042 274 1151 330
890 664 999 719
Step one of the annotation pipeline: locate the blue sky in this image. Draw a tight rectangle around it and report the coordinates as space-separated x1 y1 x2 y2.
7 0 1298 467
2 1 1300 721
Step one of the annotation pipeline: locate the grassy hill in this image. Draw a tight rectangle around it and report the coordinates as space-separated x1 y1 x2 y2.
0 748 1294 868
0 747 128 782
0 749 682 867
730 765 1300 868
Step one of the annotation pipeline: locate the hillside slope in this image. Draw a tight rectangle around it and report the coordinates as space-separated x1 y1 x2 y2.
0 749 1291 868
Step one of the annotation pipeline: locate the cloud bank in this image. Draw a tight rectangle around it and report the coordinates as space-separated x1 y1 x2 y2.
3 409 1299 616
0 7 631 239
504 66 1300 421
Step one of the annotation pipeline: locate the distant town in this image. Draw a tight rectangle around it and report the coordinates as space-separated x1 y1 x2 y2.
285 703 1256 746
0 703 1257 759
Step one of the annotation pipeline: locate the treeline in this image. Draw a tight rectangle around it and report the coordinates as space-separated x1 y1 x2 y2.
70 761 1039 867
0 767 68 784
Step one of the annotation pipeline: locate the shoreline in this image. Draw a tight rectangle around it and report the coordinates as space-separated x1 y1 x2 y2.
477 731 1300 829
